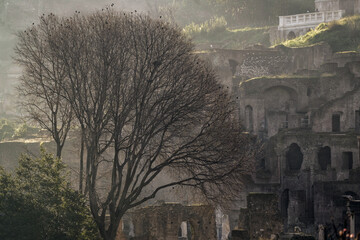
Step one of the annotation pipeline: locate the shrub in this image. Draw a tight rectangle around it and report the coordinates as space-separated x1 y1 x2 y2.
0 148 99 240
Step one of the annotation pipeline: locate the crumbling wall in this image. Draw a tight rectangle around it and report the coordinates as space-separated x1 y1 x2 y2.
238 193 283 240
124 203 216 240
200 43 332 94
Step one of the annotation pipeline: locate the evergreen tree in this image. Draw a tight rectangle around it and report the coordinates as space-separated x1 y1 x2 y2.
0 147 99 240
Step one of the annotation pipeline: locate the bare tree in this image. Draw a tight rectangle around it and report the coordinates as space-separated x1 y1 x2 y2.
16 9 257 240
15 16 72 159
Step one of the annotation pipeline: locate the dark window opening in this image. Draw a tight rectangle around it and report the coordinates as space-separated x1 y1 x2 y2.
245 105 253 132
307 88 312 97
355 110 360 133
342 152 353 170
281 189 289 218
259 158 266 170
318 146 331 170
286 143 303 171
332 114 340 132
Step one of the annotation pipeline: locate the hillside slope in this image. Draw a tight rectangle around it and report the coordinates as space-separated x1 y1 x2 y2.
188 26 271 50
280 15 360 52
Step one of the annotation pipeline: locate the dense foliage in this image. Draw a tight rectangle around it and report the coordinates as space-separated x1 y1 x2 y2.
281 15 360 52
0 148 99 240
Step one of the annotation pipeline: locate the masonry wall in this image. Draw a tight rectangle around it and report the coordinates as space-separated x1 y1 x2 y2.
200 43 332 95
124 204 216 240
238 193 283 240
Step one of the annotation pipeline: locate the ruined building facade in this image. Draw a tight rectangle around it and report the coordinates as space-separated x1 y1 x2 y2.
203 42 360 236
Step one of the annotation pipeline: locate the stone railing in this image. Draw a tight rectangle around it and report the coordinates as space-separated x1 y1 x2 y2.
279 10 344 29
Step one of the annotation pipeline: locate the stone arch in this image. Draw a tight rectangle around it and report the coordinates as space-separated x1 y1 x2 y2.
286 143 303 171
287 31 296 40
245 105 254 132
178 221 194 240
263 86 298 112
318 146 331 170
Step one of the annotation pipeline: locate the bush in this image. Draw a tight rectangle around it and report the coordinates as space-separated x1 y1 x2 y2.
0 148 99 240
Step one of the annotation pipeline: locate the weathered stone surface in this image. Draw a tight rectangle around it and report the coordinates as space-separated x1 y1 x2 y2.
119 203 216 240
238 193 283 240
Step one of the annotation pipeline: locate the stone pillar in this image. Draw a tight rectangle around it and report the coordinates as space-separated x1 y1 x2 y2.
318 224 325 240
350 214 355 236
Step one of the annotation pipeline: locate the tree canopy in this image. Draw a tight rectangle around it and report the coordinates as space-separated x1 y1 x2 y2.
0 148 99 240
15 9 257 240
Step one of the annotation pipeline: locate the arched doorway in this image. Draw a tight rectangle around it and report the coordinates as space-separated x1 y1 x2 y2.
287 31 296 40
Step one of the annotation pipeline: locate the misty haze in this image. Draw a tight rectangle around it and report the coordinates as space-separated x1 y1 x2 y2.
1 1 360 240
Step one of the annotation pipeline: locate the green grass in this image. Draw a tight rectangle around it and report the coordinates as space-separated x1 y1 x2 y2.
188 26 272 49
280 15 360 52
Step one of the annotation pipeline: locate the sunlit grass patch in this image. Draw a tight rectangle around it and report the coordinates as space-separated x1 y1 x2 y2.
279 15 360 52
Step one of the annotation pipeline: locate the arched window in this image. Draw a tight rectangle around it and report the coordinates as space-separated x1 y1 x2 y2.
178 221 192 240
245 105 253 132
286 143 303 171
318 146 331 170
287 31 296 40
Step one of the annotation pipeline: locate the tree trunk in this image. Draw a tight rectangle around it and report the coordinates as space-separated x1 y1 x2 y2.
56 142 62 158
79 127 85 193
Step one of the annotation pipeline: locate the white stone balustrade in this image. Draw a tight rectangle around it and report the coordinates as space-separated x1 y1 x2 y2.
278 10 344 30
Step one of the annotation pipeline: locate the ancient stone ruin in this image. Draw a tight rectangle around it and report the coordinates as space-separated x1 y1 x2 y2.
201 40 360 238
